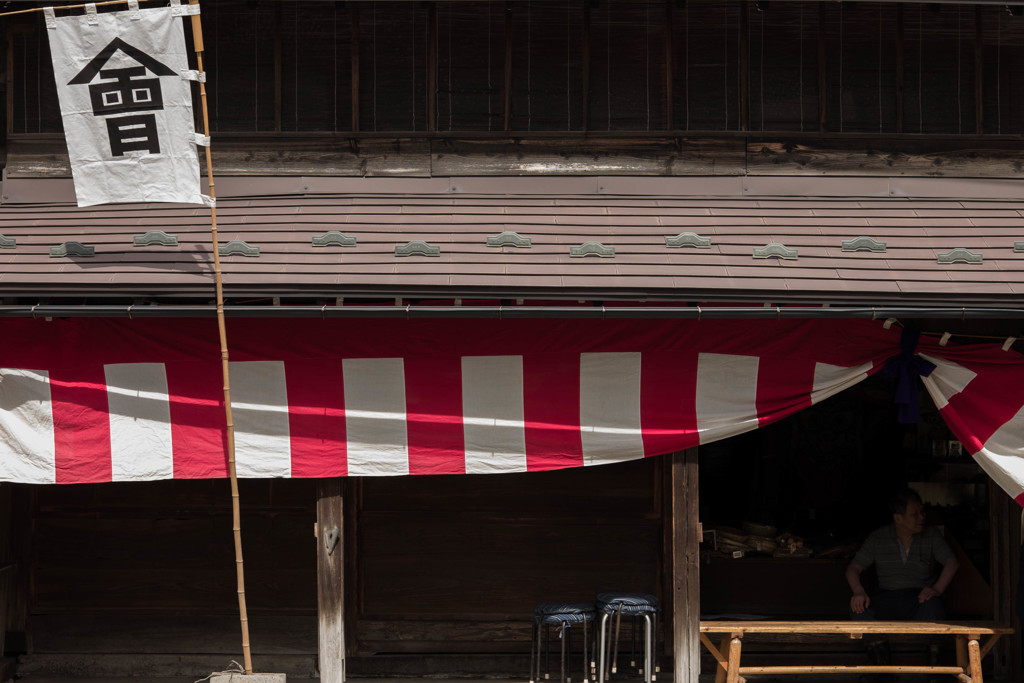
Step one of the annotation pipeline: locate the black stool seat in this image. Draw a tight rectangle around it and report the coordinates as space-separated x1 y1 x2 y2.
536 602 597 625
596 593 658 615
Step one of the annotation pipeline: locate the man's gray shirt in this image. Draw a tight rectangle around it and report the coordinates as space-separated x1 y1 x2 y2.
852 524 954 591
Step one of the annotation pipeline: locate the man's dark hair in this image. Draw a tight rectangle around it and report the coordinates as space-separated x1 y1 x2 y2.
889 488 923 516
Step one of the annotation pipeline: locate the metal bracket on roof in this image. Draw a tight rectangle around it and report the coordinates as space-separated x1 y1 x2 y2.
133 230 179 247
666 232 711 249
753 243 798 260
486 231 532 248
937 248 983 265
842 236 886 253
395 240 441 257
570 242 615 258
1014 241 1024 253
50 241 95 258
0 234 14 249
219 240 260 257
312 231 357 247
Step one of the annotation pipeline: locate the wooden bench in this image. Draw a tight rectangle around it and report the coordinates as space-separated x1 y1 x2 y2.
700 620 1013 683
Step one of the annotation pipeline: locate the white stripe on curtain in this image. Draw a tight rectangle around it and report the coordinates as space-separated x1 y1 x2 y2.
343 357 408 476
105 362 173 481
580 352 644 465
462 355 527 474
696 353 760 444
230 361 292 478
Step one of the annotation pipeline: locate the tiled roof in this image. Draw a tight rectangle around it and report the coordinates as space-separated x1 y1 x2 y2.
1 176 1023 304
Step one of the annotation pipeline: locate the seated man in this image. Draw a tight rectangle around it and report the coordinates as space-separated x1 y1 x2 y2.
846 488 960 622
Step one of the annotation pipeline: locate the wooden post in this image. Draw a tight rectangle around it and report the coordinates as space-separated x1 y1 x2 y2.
670 449 699 683
318 479 345 683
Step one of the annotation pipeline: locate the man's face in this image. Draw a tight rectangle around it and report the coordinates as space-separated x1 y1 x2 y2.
894 500 926 535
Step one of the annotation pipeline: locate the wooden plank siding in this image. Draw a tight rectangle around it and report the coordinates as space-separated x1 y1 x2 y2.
24 460 666 661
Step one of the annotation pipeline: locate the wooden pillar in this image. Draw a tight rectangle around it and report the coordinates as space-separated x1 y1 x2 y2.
670 449 700 683
317 479 345 683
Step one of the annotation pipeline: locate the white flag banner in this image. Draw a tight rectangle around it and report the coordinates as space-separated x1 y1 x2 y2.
46 4 204 207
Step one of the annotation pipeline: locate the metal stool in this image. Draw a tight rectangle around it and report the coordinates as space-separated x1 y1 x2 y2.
531 602 596 683
596 593 659 683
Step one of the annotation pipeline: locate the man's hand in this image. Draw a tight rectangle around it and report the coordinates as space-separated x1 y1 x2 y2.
918 586 941 603
850 592 870 614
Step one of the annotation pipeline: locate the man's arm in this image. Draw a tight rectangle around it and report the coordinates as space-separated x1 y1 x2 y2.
919 555 959 603
846 562 870 613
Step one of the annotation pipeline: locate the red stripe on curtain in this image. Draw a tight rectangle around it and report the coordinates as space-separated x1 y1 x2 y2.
639 350 700 456
50 369 112 484
405 356 466 475
167 361 229 479
286 360 348 478
523 354 583 471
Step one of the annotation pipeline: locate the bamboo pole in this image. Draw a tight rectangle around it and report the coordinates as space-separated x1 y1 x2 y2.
2 0 255 673
187 0 253 674
0 0 159 18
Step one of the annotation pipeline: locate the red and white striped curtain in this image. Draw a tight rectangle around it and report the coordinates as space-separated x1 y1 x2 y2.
1 317 1022 505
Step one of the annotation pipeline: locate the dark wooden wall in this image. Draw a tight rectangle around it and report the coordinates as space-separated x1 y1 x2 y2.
21 460 663 660
26 479 317 657
353 459 662 654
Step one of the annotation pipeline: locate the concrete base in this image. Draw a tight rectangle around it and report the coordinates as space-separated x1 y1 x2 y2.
210 676 286 683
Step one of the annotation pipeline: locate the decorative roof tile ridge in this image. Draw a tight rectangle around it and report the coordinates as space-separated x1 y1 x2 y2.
219 240 260 257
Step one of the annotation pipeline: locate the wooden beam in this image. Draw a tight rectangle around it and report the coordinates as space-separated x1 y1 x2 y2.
974 6 983 134
896 4 904 133
670 449 699 683
817 3 827 132
5 22 13 135
427 2 438 133
664 0 674 130
503 1 513 132
350 5 360 133
318 479 345 683
273 3 282 133
739 3 749 131
583 0 592 133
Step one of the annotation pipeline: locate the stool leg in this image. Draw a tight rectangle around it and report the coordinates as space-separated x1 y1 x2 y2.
642 614 652 683
611 607 622 675
598 613 609 683
530 619 538 683
651 613 659 678
561 623 567 683
583 618 590 683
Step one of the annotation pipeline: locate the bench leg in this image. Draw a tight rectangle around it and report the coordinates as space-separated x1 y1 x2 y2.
956 635 968 673
713 635 730 683
968 638 983 683
726 636 742 683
